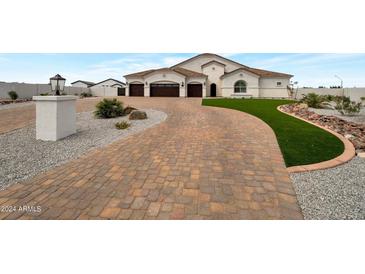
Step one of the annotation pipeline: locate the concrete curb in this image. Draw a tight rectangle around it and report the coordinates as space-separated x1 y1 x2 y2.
277 105 356 173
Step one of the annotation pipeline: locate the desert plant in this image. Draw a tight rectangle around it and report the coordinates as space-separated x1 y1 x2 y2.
94 98 124 118
300 93 329 108
8 91 18 100
80 92 92 98
335 97 361 116
115 120 131 130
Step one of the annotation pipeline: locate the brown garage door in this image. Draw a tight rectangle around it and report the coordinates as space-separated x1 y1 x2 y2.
187 84 202 97
129 84 144 96
150 84 179 97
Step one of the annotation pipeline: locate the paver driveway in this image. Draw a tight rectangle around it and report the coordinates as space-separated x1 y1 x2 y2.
0 97 302 219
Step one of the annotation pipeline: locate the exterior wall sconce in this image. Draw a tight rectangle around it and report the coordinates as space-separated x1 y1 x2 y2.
181 82 184 87
203 82 206 86
126 81 128 86
145 81 148 86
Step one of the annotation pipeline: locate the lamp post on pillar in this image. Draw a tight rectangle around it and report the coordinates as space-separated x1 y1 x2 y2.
50 74 66 95
33 74 77 141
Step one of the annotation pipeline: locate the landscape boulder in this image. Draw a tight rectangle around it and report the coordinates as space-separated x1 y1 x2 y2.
129 110 147 120
123 106 137 115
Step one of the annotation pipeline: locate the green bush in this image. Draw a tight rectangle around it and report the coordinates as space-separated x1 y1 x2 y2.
300 93 329 108
8 91 18 100
40 93 49 96
115 121 131 130
94 98 124 118
335 97 361 116
80 92 92 98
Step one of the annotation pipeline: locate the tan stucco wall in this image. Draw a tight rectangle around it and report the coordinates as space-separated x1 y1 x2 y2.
176 55 241 74
221 71 259 97
259 78 290 98
140 71 186 97
202 63 225 96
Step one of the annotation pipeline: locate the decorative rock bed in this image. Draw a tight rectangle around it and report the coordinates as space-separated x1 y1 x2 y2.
280 104 365 152
0 109 167 190
0 98 32 105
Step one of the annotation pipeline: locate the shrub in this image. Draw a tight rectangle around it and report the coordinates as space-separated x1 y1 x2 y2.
361 97 365 101
300 93 329 108
115 121 131 130
94 98 124 118
335 97 361 116
8 91 18 100
40 93 49 96
80 92 92 98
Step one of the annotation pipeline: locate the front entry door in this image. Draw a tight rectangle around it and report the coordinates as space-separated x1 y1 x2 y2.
210 83 216 97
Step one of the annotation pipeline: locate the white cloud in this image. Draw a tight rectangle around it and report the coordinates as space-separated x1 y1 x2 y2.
162 57 187 67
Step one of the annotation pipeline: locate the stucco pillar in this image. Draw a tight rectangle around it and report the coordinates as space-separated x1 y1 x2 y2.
144 85 150 97
203 84 207 98
125 85 129 96
179 85 186 97
33 96 77 141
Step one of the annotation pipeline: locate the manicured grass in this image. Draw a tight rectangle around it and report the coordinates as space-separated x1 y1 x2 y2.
202 99 344 167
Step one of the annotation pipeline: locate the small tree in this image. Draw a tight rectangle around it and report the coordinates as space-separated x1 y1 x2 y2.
8 91 18 100
335 96 361 116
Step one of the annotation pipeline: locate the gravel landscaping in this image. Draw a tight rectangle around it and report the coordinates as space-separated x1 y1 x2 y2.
0 109 167 190
291 156 365 219
0 100 34 110
309 107 365 125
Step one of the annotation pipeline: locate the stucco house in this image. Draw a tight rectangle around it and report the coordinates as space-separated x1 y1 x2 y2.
91 78 126 88
124 53 293 98
71 80 95 88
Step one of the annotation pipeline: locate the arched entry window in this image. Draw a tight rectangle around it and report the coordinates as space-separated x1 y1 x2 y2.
234 80 247 93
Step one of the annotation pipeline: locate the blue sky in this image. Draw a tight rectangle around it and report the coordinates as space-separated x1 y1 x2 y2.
0 53 364 87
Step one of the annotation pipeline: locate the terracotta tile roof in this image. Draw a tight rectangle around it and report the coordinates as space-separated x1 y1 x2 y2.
172 67 207 78
220 67 293 79
244 67 293 78
124 67 207 78
124 69 156 77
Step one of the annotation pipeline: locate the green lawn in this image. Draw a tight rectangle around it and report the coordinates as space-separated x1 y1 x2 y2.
202 99 344 167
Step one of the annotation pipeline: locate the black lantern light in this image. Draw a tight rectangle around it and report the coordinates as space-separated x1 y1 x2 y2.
50 74 66 96
181 82 184 87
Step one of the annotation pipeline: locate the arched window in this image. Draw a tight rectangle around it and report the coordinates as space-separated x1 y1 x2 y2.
234 80 247 93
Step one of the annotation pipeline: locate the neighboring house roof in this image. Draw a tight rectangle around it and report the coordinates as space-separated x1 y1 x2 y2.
111 83 125 87
171 53 293 78
124 67 207 78
91 78 126 86
71 80 95 86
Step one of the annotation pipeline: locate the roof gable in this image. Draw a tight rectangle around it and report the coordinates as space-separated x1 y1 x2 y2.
171 53 293 78
220 68 260 79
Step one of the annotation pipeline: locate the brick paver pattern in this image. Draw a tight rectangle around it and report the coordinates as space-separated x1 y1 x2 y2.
0 97 303 219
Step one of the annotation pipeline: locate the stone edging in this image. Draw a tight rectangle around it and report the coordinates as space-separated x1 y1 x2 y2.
277 105 356 173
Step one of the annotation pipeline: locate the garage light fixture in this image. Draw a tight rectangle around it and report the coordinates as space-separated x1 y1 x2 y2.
181 82 184 87
145 81 148 86
50 74 66 96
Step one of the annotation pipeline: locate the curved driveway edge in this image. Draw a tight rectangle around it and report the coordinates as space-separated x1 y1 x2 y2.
277 106 356 173
0 98 303 220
